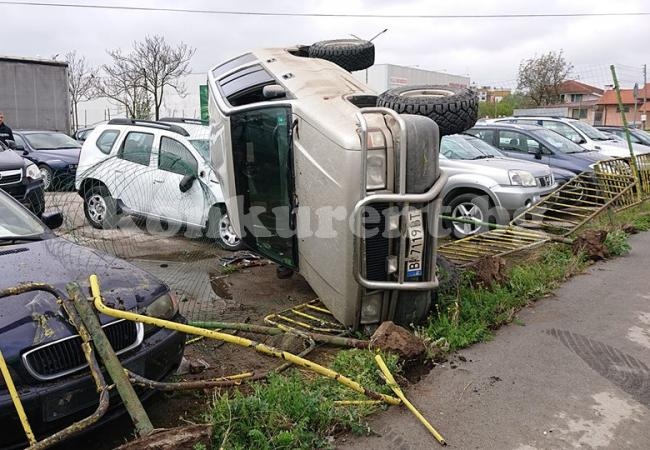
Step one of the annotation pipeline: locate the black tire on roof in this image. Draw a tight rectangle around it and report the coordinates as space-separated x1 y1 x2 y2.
377 85 479 136
308 39 375 72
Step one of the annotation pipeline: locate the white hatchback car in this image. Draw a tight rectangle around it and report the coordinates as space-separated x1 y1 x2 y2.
75 119 243 250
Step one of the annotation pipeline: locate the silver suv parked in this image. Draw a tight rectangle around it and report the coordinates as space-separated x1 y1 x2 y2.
440 134 555 238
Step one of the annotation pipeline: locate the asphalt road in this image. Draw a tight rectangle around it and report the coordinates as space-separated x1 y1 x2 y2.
339 232 650 450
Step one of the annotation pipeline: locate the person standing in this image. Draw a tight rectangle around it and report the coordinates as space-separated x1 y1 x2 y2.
0 111 14 146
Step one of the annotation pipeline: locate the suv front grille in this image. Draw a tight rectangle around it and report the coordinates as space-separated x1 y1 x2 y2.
22 320 144 381
537 175 553 187
364 203 389 281
0 169 23 185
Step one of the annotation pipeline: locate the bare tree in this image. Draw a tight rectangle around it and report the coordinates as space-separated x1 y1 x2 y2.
517 51 574 106
129 35 195 120
96 49 152 120
65 51 96 130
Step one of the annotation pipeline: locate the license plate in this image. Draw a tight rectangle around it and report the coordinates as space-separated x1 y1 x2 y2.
406 209 424 278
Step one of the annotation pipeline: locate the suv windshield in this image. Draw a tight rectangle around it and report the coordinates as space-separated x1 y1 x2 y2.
570 121 610 140
23 132 82 150
0 193 46 240
441 135 503 160
533 128 587 154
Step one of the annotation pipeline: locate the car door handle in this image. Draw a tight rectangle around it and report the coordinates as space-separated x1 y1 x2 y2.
153 179 165 184
115 170 124 174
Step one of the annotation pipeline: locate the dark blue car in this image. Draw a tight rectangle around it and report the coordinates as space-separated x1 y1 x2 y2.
466 123 609 184
0 190 185 448
11 131 81 191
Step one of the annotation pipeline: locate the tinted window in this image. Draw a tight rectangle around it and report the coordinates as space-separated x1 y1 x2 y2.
159 137 198 176
13 135 27 149
119 132 153 166
96 130 120 155
211 53 256 79
465 128 496 144
497 130 533 153
219 64 276 106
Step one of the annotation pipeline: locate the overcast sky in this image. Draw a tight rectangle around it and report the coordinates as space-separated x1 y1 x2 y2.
2 0 648 88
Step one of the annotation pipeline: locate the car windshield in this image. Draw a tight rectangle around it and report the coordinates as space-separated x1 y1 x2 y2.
0 193 46 240
189 139 210 160
570 121 610 140
23 132 82 150
633 129 650 143
441 135 503 160
533 128 587 154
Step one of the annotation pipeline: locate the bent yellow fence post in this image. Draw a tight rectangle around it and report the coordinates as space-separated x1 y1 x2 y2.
89 274 400 406
375 354 447 446
0 349 36 445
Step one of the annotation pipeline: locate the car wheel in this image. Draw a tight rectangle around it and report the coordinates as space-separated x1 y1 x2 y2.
377 85 479 136
448 193 490 239
39 165 53 191
84 186 119 229
308 39 375 72
217 212 245 251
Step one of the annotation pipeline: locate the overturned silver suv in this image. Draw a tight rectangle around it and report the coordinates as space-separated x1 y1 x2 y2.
207 40 478 328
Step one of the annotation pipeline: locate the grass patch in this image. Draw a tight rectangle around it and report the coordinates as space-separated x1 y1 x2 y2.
604 230 631 256
209 350 400 450
423 245 588 352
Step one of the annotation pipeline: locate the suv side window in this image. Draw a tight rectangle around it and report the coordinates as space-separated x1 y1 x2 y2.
465 129 496 144
118 132 153 166
497 130 531 153
96 130 120 155
219 64 276 106
541 120 581 142
14 135 27 149
159 136 198 176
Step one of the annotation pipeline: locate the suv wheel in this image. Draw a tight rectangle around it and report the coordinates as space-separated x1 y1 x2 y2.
207 206 244 251
448 193 490 239
308 39 375 72
39 165 53 191
377 85 478 136
84 186 119 229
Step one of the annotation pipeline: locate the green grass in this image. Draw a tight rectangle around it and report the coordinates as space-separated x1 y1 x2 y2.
604 230 631 256
422 245 588 351
208 350 400 450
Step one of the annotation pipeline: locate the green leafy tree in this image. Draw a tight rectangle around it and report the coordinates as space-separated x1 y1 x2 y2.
517 51 573 106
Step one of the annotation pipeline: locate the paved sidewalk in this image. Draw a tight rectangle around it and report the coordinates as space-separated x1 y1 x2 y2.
339 233 650 450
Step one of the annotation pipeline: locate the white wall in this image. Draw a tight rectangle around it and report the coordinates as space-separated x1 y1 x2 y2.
353 64 470 93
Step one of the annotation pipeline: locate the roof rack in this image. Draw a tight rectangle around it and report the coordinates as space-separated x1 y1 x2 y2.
158 117 208 126
107 119 190 137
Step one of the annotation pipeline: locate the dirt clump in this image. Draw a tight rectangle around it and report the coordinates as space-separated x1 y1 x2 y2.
573 230 608 260
370 321 426 362
468 255 507 287
114 424 212 450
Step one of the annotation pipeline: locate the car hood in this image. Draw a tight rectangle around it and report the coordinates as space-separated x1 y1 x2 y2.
0 149 27 171
560 151 608 164
591 140 650 156
32 148 81 163
0 237 167 361
441 157 551 177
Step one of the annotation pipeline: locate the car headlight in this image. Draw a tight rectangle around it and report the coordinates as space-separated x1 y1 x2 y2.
509 170 536 187
145 292 179 320
366 150 386 190
25 163 42 180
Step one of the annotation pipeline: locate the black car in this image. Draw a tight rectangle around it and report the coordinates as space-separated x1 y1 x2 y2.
0 140 45 215
10 131 81 191
596 126 650 147
0 190 185 448
466 123 609 183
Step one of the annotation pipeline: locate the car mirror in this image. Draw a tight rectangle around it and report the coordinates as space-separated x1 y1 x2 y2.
263 84 287 100
42 211 64 230
528 147 542 158
571 135 584 144
179 173 196 193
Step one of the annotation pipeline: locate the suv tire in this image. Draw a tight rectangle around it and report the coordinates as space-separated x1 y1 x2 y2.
377 85 478 136
207 206 245 251
308 39 375 72
84 185 120 229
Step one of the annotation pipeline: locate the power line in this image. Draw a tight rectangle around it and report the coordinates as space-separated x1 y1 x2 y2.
1 1 649 19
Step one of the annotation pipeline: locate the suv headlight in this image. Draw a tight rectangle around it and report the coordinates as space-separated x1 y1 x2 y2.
145 292 179 320
25 163 41 180
509 170 536 187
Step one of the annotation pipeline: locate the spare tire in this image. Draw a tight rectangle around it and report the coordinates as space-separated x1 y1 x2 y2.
377 85 478 136
308 39 375 72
